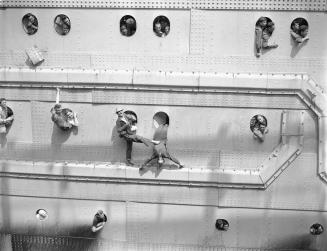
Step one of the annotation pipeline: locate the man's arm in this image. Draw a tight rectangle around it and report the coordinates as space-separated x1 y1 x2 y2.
290 30 302 41
91 222 105 232
255 27 263 54
116 120 129 133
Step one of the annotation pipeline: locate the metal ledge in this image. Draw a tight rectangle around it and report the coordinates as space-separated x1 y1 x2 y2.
1 0 326 11
0 68 326 186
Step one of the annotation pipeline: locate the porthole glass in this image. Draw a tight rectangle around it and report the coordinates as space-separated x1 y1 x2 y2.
215 219 229 231
54 14 71 35
290 18 309 43
153 16 170 37
22 13 38 35
120 15 136 37
153 112 169 128
36 209 48 221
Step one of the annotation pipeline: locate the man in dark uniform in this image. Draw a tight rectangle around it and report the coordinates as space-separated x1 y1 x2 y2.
140 123 183 170
0 98 14 134
115 108 158 166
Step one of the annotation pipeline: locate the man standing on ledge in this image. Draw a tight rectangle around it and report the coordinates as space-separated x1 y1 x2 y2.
140 122 183 171
115 108 159 166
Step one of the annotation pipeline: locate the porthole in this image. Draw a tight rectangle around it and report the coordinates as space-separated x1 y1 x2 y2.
310 223 324 235
153 16 170 37
54 14 71 35
290 18 309 43
22 13 38 35
250 115 267 132
215 219 229 231
250 115 268 142
255 17 278 57
120 15 136 37
36 209 48 221
153 112 169 128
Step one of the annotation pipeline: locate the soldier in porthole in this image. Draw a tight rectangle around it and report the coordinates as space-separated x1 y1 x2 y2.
153 16 170 38
22 13 38 35
215 219 229 231
54 14 71 35
250 114 268 142
255 17 278 57
290 18 309 44
310 223 324 235
120 16 136 37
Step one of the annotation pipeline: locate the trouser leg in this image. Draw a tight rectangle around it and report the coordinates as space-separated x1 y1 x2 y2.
126 140 133 160
141 155 157 168
253 128 264 142
167 154 181 165
131 135 151 147
165 146 181 166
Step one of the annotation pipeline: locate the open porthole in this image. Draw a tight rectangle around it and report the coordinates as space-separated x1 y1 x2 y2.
255 17 278 57
310 223 324 235
215 219 229 231
250 115 268 142
22 13 38 35
153 16 170 38
54 14 71 35
153 112 169 128
120 15 136 37
124 110 138 123
36 209 48 221
290 18 309 44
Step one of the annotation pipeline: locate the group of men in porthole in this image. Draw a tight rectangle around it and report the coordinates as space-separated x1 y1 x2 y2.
1 91 269 169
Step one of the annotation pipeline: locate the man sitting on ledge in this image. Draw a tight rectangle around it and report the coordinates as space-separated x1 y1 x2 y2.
51 88 78 131
0 98 14 134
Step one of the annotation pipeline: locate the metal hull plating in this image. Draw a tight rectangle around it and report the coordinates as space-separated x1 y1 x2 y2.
0 1 326 250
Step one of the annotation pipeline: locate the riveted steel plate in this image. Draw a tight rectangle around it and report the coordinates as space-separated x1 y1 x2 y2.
0 177 219 206
1 0 326 11
92 90 306 109
59 89 93 103
30 101 54 144
126 202 219 246
220 151 268 170
190 9 206 55
0 87 56 102
219 153 327 211
282 110 305 136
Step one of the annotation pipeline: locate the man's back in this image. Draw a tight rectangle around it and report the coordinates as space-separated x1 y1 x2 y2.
153 125 168 142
